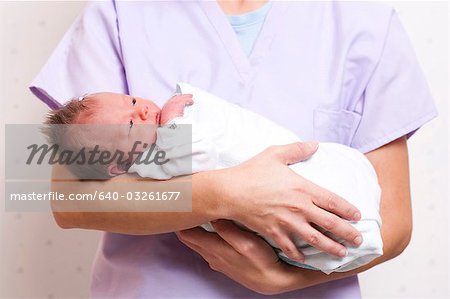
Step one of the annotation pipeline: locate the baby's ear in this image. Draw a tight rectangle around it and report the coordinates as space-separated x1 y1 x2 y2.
107 164 127 176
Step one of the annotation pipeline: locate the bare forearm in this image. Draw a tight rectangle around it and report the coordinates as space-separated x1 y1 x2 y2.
51 165 224 234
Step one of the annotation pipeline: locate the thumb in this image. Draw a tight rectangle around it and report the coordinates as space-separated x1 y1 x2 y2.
273 141 319 165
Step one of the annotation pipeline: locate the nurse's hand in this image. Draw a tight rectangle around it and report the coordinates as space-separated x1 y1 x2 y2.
176 220 294 295
213 142 363 262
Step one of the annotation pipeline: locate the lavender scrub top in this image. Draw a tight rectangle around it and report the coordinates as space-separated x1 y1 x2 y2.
30 1 437 298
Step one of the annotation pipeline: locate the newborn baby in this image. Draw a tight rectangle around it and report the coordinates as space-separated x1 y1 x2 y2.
45 82 383 274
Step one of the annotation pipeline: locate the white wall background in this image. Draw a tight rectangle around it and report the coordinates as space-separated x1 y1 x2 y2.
0 1 448 298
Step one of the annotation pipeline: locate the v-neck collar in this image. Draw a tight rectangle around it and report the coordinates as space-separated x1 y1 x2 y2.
197 1 290 85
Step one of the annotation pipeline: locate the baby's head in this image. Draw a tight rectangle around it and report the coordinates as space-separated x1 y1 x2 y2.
43 92 161 179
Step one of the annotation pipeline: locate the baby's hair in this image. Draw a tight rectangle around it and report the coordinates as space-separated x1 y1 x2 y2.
41 96 113 180
45 96 96 126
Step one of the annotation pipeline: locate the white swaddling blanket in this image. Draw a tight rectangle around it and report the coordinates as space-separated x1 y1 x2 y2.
128 82 383 274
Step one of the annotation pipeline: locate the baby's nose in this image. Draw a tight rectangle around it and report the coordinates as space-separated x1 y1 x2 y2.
139 106 149 120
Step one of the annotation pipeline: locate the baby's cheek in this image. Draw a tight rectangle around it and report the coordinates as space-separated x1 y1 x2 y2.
149 107 162 125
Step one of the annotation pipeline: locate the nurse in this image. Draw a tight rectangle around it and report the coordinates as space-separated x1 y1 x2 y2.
30 0 437 298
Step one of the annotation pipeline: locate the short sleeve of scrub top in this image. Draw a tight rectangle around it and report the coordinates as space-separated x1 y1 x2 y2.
29 1 128 109
348 11 438 153
29 1 438 298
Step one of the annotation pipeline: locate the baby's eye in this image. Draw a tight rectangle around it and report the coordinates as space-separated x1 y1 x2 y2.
129 120 134 128
132 98 136 106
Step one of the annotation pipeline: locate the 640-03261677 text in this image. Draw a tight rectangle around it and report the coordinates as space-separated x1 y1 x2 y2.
9 191 181 201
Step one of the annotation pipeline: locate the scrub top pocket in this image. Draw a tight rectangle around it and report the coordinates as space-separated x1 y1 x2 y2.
313 108 362 146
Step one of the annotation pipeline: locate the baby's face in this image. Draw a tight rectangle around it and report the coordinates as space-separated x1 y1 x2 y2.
80 92 161 125
76 92 161 161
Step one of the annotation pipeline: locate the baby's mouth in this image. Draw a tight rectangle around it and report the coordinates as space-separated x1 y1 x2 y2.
155 111 161 125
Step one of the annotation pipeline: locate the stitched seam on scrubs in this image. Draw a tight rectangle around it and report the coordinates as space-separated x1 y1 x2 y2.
356 10 396 109
353 109 438 153
111 1 126 66
198 2 248 80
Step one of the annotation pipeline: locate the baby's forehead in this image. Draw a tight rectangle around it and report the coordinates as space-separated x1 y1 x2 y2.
87 92 127 103
76 92 131 124
79 93 128 115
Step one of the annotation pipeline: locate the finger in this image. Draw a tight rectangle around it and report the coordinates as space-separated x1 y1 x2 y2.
180 94 194 106
176 227 228 249
176 228 236 272
173 94 194 105
211 220 259 255
307 208 363 247
160 95 193 125
266 141 319 165
290 223 349 258
211 220 278 261
304 180 361 221
176 231 213 259
163 94 190 109
264 227 305 263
